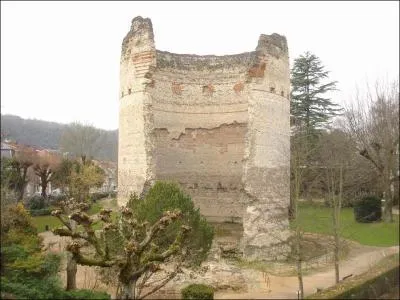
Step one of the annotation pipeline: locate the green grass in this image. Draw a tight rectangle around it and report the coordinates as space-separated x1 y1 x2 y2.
295 202 399 247
86 202 103 215
32 215 63 233
32 202 119 233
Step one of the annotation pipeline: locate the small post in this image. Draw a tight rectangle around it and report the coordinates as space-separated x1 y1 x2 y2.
45 225 49 231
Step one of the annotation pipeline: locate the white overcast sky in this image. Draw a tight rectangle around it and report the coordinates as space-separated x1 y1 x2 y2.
1 1 399 130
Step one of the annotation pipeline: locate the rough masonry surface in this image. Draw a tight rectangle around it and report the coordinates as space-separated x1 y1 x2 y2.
118 16 291 260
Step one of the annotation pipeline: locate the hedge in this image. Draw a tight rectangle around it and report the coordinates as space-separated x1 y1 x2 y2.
353 195 382 223
181 284 214 300
29 208 52 216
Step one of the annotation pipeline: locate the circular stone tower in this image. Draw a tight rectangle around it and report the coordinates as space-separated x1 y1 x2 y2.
118 16 291 260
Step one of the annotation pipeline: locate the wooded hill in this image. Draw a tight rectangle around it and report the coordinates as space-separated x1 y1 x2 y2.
1 114 118 162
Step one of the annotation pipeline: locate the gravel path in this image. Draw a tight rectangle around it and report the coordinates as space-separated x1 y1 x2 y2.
215 244 399 299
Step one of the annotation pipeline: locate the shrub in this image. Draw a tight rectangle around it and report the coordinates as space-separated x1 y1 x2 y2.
128 181 214 266
1 203 64 299
63 289 111 299
48 194 67 205
29 208 52 216
354 195 382 223
181 284 214 300
1 276 65 299
27 195 47 210
89 191 109 202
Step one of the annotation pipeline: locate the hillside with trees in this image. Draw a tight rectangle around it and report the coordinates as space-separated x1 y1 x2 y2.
0 114 118 162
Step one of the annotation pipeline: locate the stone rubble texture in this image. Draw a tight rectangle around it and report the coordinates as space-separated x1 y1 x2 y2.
118 16 291 260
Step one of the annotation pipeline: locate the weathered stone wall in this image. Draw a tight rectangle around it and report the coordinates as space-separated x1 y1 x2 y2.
240 35 291 260
118 16 290 260
119 17 156 200
150 51 253 222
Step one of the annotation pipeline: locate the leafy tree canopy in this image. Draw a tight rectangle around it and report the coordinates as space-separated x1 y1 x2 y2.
291 51 341 136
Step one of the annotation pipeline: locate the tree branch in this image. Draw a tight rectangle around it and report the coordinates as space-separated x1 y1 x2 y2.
137 262 182 300
138 210 182 252
53 227 87 240
74 252 115 268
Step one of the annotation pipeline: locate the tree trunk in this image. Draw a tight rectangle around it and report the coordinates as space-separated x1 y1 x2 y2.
293 165 304 299
120 281 134 300
334 233 340 283
296 233 304 299
333 196 340 285
41 173 48 198
18 186 24 202
17 167 28 202
333 166 342 284
383 182 393 223
66 220 77 290
66 253 77 290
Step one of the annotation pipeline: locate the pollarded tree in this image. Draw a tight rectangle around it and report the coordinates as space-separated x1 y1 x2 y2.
291 51 341 138
50 157 104 291
52 181 214 299
32 151 61 198
2 147 35 201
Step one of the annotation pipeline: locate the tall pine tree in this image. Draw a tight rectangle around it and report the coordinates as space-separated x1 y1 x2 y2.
290 51 341 136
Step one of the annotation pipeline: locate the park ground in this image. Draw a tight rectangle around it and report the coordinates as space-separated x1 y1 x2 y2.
36 198 399 299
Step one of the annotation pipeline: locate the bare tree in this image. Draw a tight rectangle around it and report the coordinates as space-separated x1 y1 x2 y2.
318 130 350 284
8 146 36 201
290 133 317 298
32 151 61 198
60 121 101 164
345 79 399 222
290 129 354 295
52 159 105 290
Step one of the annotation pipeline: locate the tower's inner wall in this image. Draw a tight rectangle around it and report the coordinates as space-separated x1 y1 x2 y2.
150 51 256 221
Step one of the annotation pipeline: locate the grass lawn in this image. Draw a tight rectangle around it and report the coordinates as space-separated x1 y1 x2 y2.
32 198 118 233
32 215 63 232
295 202 399 247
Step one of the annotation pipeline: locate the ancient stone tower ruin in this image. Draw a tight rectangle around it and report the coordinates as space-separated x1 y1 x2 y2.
118 16 290 260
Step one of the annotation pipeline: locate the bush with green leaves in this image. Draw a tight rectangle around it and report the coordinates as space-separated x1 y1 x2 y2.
29 208 52 216
1 203 64 299
128 181 214 266
48 193 68 205
181 284 214 300
354 195 382 223
27 194 47 210
89 191 109 202
1 203 112 299
62 289 111 299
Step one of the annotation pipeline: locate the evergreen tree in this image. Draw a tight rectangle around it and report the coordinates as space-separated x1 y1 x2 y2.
291 51 341 136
